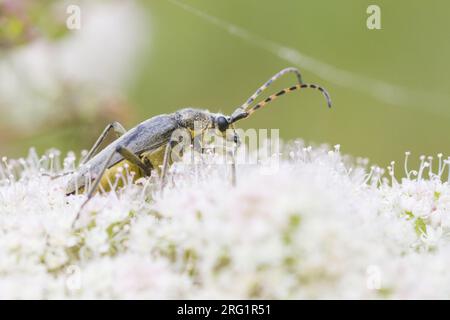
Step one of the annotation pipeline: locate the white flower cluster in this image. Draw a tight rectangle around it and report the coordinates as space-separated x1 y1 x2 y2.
1 143 450 299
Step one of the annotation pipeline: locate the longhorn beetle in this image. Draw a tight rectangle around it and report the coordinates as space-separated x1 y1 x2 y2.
67 67 332 226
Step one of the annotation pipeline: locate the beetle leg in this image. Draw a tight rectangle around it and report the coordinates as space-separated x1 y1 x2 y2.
228 146 237 187
116 146 152 177
72 148 117 228
81 121 127 165
160 138 178 192
72 145 153 228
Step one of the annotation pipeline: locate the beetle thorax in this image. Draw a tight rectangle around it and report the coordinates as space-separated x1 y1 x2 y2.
175 108 214 131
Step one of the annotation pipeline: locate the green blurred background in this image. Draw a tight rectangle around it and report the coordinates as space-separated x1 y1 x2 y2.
1 0 450 170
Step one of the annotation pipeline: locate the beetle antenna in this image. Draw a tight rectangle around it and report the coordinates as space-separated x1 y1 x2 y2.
230 83 331 123
240 67 303 111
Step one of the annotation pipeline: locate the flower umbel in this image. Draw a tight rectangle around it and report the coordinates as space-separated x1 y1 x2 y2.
1 143 450 299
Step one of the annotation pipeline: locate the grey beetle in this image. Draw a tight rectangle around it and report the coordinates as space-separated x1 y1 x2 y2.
66 67 331 225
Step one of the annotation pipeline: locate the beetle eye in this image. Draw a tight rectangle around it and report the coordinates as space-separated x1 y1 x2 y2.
216 116 229 132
